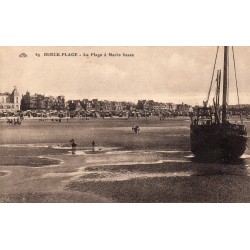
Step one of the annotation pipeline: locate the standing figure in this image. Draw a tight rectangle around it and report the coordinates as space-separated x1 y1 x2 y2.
133 124 140 133
70 139 77 150
92 140 95 151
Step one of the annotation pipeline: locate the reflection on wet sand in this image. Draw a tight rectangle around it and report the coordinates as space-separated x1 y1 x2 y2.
65 149 250 202
189 155 250 177
1 141 250 202
55 147 250 184
2 143 250 179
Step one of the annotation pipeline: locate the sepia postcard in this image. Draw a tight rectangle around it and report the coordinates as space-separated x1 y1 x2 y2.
0 46 250 203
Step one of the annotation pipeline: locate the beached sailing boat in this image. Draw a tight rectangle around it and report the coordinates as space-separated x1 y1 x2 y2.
190 46 248 159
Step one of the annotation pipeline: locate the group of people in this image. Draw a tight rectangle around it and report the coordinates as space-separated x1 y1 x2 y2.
70 139 95 151
70 125 141 152
38 118 70 122
7 117 22 125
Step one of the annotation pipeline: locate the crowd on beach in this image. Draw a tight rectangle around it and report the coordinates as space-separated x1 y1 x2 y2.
6 117 23 125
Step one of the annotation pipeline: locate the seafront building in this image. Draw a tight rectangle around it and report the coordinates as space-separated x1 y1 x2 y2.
137 100 177 112
21 91 65 111
66 99 132 113
0 86 196 117
0 86 20 113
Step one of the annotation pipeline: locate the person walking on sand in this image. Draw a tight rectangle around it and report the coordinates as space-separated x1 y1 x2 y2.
133 124 140 134
70 139 77 150
92 140 95 151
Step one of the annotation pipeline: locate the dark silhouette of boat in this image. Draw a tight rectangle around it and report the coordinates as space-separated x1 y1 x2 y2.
190 46 248 160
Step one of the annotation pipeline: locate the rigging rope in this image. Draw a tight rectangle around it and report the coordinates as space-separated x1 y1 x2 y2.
232 46 240 109
206 46 219 105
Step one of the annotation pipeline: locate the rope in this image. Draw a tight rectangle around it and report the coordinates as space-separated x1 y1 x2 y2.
206 46 219 104
232 46 240 109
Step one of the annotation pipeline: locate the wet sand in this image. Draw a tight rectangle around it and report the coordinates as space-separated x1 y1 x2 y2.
0 117 250 202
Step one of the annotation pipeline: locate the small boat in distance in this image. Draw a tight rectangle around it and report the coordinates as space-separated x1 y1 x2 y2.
190 46 248 160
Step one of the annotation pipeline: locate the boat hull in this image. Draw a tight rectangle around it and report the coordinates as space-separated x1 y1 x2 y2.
190 124 248 160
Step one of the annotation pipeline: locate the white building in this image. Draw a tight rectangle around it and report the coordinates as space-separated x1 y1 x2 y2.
0 86 20 113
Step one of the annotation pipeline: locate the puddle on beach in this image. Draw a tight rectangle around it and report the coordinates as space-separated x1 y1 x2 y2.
0 171 10 177
79 171 192 182
2 142 250 181
66 148 191 166
38 147 194 182
0 143 120 150
68 149 195 182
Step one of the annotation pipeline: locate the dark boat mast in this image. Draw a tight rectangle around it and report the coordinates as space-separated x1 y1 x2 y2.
190 46 248 159
222 46 228 124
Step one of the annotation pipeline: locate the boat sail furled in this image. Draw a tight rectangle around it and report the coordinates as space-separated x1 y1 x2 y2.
190 46 248 160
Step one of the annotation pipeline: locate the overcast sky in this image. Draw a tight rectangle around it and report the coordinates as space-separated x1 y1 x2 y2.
0 46 250 105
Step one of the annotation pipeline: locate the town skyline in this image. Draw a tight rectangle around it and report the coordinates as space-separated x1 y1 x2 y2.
4 87 250 107
1 47 250 106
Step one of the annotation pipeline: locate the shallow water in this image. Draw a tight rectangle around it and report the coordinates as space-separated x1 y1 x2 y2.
10 144 250 185
1 141 250 202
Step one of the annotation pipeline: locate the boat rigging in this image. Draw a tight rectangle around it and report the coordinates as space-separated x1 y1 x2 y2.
190 46 248 160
